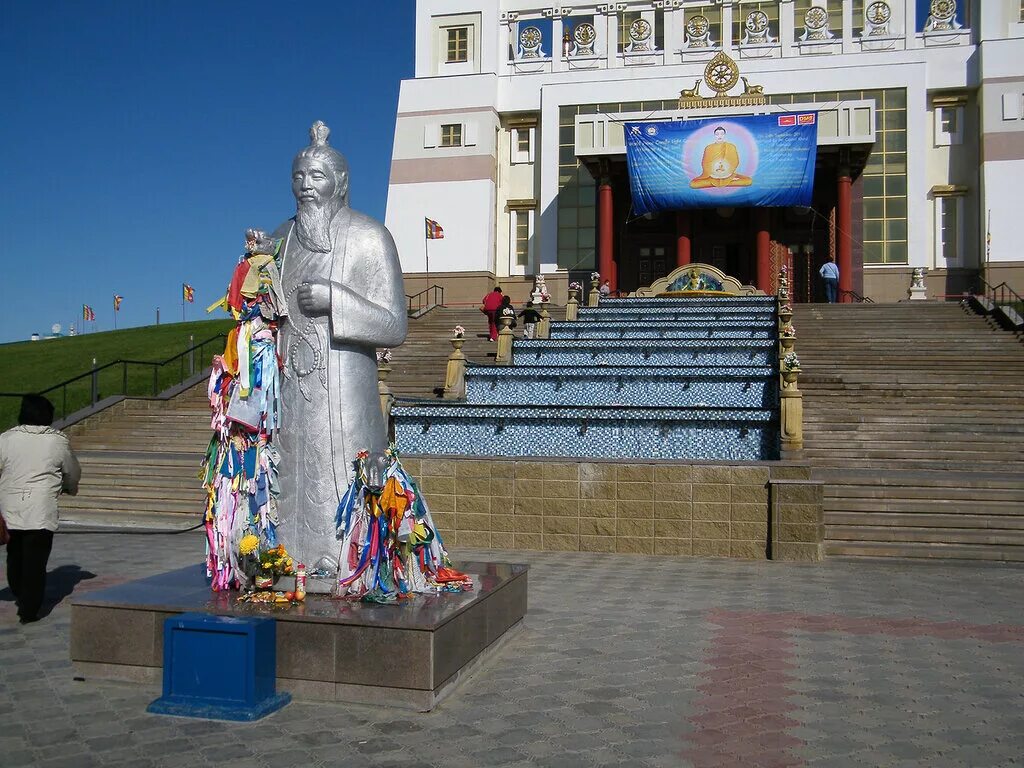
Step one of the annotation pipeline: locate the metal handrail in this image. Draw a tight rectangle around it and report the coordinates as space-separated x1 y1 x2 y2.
0 333 227 426
839 289 875 304
971 278 1024 313
407 284 445 316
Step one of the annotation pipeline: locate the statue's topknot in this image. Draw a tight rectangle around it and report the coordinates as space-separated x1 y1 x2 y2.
310 121 331 147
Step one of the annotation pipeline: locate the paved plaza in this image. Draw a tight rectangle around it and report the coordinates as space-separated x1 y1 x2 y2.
1 531 1023 768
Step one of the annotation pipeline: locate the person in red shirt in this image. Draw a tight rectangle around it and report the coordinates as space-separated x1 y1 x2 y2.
480 286 504 342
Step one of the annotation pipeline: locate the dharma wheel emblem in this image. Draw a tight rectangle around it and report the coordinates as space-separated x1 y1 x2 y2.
867 1 891 24
931 0 956 21
704 51 739 96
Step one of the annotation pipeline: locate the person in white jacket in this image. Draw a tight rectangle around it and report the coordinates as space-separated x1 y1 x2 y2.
0 395 80 623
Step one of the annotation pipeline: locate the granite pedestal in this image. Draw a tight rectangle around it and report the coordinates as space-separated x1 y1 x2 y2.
70 561 528 711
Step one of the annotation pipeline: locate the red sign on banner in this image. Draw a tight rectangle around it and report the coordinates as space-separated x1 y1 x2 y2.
778 115 796 126
798 113 816 125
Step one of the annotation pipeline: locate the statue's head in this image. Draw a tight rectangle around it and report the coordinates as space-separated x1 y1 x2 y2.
292 121 349 253
713 126 726 142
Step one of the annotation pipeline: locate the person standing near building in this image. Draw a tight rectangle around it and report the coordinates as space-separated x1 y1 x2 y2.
481 286 504 341
599 280 611 298
819 255 840 303
0 395 81 624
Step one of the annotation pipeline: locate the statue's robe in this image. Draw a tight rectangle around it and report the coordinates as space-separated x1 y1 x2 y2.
272 207 407 568
690 141 753 188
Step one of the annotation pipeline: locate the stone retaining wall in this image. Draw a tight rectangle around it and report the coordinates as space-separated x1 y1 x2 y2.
401 457 824 561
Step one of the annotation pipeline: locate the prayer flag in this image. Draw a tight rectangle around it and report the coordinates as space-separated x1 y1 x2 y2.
183 283 195 303
425 217 444 239
114 295 123 311
82 304 95 321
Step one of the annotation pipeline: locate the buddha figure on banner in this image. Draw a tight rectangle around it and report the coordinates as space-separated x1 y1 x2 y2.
689 126 754 189
272 121 408 570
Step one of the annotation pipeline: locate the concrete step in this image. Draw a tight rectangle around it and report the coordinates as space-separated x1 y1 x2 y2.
825 524 1024 547
827 511 1024 530
824 540 1024 562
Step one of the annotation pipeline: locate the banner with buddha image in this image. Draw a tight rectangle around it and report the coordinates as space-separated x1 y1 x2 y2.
624 113 817 215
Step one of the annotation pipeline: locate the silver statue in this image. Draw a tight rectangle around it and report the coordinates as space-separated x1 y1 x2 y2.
272 121 407 569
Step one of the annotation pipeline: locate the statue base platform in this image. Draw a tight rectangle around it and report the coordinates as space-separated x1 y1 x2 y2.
70 561 528 712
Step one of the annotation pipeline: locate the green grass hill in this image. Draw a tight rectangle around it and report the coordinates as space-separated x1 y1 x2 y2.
0 318 233 429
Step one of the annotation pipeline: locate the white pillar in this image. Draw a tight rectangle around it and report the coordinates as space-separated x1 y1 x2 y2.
722 3 735 53
552 16 566 71
780 0 796 56
842 0 855 53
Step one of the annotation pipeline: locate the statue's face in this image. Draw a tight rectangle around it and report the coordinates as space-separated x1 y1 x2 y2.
714 129 726 142
292 157 339 209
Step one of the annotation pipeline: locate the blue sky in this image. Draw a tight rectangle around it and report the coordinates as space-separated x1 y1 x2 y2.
0 1 415 343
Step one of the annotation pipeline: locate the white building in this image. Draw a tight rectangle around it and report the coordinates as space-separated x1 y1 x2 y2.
385 1 1024 304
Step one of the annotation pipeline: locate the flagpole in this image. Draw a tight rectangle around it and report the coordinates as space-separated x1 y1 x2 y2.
113 297 118 330
425 236 430 298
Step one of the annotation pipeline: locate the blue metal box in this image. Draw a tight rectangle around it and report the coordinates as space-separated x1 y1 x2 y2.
147 612 290 721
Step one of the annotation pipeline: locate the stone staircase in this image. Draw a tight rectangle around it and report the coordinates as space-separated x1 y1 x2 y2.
794 302 1024 561
59 305 494 524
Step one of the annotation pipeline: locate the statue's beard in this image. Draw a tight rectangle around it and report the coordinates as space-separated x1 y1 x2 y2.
295 201 334 253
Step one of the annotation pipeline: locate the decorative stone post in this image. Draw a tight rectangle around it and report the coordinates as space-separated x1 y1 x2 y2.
537 302 551 339
495 314 515 365
779 360 804 453
776 267 802 453
442 335 466 400
907 267 928 301
565 283 580 321
588 276 601 307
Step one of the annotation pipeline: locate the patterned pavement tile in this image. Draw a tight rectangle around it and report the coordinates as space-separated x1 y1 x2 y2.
2 533 1024 766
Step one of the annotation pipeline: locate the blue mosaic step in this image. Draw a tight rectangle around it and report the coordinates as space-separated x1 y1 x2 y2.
512 338 776 367
581 309 770 325
550 322 775 341
597 296 776 307
392 402 779 461
464 364 777 408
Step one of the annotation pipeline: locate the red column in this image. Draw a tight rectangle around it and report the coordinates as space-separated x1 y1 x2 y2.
837 169 853 300
598 177 615 292
755 208 771 293
675 210 692 267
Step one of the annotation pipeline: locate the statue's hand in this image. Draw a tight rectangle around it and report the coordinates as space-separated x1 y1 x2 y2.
296 281 330 315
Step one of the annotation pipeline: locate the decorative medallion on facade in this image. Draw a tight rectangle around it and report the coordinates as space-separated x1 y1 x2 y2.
864 1 892 36
742 10 774 45
802 6 833 40
574 22 597 55
705 51 739 95
685 14 713 48
519 25 543 58
629 18 653 51
678 51 767 107
925 0 960 31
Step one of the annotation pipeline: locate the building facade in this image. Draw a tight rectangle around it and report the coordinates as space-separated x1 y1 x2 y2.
385 1 1024 303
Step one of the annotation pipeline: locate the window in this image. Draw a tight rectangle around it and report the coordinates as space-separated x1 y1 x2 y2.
446 27 468 62
511 127 534 164
936 196 963 265
440 124 462 148
514 210 530 266
934 105 963 145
